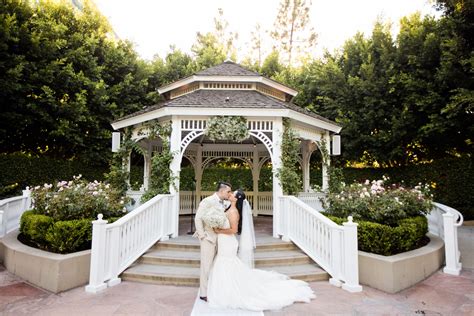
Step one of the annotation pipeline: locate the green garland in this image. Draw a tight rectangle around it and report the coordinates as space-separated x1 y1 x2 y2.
204 116 250 142
277 119 302 195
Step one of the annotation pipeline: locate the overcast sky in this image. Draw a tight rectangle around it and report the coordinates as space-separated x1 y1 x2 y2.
93 0 440 61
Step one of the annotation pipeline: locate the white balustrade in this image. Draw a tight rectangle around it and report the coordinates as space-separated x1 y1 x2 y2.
297 192 327 212
0 189 31 237
85 193 175 293
279 195 362 292
179 191 273 215
427 202 464 275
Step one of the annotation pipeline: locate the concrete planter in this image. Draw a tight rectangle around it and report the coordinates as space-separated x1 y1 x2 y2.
0 229 90 293
358 233 445 293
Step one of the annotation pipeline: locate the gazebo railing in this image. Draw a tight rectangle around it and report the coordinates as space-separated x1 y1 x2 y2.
86 193 176 293
279 195 362 292
427 202 464 275
0 189 31 237
179 191 273 215
297 192 327 213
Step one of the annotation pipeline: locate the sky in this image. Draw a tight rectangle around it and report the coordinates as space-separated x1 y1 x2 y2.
93 0 440 61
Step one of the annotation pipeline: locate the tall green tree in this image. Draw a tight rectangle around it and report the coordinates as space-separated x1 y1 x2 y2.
0 0 152 164
271 0 317 66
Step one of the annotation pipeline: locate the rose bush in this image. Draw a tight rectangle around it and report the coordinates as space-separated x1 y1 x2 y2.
323 176 433 226
20 175 129 253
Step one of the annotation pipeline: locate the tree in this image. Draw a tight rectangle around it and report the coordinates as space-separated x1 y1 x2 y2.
271 0 317 66
250 23 264 67
0 0 153 164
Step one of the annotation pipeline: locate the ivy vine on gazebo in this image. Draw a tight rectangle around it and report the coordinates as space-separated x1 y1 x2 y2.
110 60 342 237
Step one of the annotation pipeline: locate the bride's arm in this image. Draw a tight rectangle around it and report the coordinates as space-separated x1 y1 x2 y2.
214 210 239 235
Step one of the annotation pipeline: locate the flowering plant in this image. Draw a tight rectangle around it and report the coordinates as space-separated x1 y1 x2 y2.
202 206 228 228
205 116 249 142
30 175 130 221
323 176 433 226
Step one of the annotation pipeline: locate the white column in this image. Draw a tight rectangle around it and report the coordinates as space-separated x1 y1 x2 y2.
124 151 131 186
252 146 259 216
85 214 108 293
195 144 203 206
302 140 311 192
272 117 284 238
322 132 331 191
169 117 182 238
143 142 151 191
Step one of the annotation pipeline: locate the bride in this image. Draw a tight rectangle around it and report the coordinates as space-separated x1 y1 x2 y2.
207 190 316 312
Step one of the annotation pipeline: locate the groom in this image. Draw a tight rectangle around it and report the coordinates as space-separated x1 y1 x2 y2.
194 181 232 302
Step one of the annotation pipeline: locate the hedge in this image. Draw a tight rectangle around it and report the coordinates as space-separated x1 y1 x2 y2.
0 152 108 198
328 215 429 256
19 210 120 254
2 154 472 219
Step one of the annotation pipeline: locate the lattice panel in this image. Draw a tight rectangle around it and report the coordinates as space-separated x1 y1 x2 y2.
256 83 286 101
170 83 199 99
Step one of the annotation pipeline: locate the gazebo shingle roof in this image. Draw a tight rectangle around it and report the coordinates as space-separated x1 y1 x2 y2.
113 90 341 127
195 61 260 76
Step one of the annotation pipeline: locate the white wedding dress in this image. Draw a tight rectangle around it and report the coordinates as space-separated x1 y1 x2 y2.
207 218 316 312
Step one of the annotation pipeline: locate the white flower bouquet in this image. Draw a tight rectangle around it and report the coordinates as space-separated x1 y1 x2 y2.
202 206 227 228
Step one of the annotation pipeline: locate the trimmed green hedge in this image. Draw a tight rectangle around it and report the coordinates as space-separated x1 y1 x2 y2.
0 152 108 198
328 215 429 256
19 210 120 254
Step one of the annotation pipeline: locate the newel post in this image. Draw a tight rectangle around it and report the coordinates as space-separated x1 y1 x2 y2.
342 216 363 292
85 214 108 293
442 212 462 275
22 187 32 210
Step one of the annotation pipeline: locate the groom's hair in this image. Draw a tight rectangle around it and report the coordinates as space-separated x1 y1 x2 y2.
216 181 232 192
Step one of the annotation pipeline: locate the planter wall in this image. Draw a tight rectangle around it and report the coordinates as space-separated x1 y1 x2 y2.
358 233 445 293
0 229 90 293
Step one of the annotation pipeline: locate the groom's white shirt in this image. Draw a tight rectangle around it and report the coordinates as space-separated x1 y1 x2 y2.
194 193 226 244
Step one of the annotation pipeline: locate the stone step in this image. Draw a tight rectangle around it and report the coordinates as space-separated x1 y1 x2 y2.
155 235 298 252
121 263 329 286
139 248 311 267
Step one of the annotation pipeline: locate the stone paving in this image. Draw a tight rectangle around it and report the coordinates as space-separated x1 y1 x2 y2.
0 216 472 315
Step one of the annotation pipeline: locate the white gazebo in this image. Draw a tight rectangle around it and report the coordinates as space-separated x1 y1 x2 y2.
110 61 342 236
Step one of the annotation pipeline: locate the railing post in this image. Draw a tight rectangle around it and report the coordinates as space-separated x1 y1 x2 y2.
85 214 109 293
442 212 462 275
0 209 5 237
341 216 363 292
107 226 122 287
22 188 32 210
282 197 291 242
161 196 169 241
329 228 343 287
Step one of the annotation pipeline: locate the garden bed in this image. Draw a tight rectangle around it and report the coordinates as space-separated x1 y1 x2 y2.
358 233 444 293
0 229 90 293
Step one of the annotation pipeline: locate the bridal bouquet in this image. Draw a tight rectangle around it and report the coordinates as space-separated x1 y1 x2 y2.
202 206 227 228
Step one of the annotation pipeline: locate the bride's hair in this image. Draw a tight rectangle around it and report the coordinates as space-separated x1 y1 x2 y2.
235 189 246 214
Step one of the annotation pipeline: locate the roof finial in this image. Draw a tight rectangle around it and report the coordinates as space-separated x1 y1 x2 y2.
224 55 233 63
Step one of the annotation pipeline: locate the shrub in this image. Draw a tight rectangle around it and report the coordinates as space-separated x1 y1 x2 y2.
20 210 121 254
45 219 92 253
31 175 129 221
19 210 54 247
328 215 428 256
323 176 433 226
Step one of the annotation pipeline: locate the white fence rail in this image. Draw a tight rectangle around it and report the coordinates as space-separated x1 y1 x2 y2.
427 202 464 275
85 193 176 293
297 192 327 212
279 195 362 292
179 191 273 215
0 189 31 237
